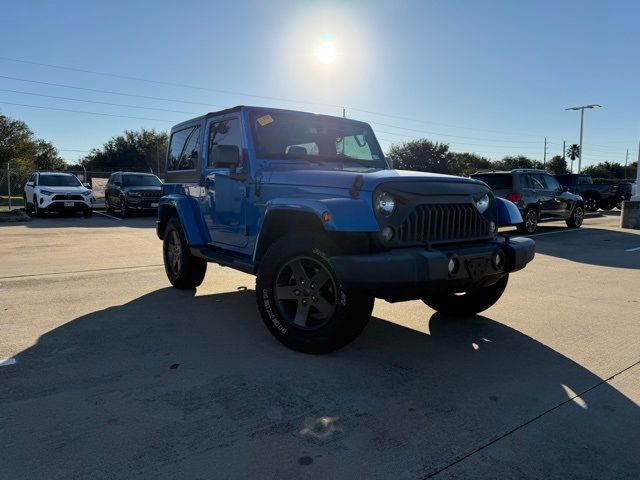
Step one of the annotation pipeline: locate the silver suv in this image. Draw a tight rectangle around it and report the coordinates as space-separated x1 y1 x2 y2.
471 169 584 234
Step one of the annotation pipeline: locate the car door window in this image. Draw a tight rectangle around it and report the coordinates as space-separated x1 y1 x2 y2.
542 175 562 191
179 126 200 170
167 127 196 171
528 174 545 189
208 118 242 167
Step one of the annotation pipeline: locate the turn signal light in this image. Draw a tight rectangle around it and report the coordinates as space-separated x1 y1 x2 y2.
505 192 522 204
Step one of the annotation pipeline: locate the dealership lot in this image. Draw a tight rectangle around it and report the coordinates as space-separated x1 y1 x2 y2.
1 213 639 479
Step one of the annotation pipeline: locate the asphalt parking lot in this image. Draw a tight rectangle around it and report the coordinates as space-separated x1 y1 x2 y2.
1 212 639 479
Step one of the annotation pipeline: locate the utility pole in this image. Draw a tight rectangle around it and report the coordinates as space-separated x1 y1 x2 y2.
565 104 602 174
543 137 548 165
625 148 629 179
342 107 346 118
6 162 11 211
562 140 566 160
156 140 160 175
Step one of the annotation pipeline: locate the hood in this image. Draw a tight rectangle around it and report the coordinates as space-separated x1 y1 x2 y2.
262 167 482 192
37 185 89 194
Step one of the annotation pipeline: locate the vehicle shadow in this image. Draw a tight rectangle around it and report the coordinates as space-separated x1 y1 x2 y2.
531 227 640 269
1 288 638 479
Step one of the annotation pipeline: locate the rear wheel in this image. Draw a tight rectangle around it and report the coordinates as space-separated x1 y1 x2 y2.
256 234 374 354
566 204 584 228
422 275 509 316
517 207 538 234
163 216 207 289
583 195 599 212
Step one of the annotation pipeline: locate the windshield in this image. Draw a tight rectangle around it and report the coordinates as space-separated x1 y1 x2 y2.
123 174 162 187
250 111 385 168
38 174 81 187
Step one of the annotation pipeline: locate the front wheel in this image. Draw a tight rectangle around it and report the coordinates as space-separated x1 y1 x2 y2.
256 235 374 354
163 216 207 289
120 197 130 217
24 194 33 213
422 275 509 316
83 208 93 217
566 204 584 228
105 197 114 213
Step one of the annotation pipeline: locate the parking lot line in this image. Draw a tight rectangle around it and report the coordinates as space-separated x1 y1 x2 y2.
626 246 640 252
526 228 585 238
95 211 122 220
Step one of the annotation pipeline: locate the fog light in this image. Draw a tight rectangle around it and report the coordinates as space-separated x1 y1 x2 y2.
381 226 394 241
448 257 459 274
493 251 505 269
489 221 496 233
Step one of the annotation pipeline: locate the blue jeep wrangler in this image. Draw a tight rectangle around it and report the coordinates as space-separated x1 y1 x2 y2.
157 106 534 353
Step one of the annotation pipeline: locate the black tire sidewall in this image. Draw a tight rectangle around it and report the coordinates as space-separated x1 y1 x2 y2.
256 235 374 354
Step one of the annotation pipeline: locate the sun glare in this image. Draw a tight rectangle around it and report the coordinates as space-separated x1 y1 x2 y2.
315 40 337 64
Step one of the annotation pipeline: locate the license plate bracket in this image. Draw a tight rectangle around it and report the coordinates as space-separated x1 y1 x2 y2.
465 257 490 280
63 201 74 207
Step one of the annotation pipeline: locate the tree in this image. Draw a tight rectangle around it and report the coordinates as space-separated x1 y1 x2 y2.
387 139 451 173
34 139 65 171
566 144 580 172
448 152 491 176
81 129 169 173
493 155 543 171
545 155 568 174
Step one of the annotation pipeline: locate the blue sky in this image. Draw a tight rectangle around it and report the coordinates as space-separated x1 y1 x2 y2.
1 0 638 167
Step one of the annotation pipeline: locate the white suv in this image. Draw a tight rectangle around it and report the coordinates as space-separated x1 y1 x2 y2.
23 172 94 217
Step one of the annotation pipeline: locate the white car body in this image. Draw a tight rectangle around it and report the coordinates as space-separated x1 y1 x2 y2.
23 172 94 215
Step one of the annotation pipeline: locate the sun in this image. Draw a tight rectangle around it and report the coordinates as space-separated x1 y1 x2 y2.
315 40 337 64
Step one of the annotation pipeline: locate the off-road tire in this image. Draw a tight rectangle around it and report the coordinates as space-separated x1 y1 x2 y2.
422 275 509 316
256 234 375 354
566 204 584 228
163 216 207 289
517 207 538 234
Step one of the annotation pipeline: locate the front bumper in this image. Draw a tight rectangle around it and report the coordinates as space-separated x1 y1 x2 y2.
330 236 534 299
40 200 92 212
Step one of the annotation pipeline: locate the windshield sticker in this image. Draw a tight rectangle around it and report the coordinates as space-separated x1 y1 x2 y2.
257 114 274 127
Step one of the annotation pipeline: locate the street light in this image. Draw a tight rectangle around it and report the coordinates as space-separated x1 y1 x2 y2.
565 104 602 173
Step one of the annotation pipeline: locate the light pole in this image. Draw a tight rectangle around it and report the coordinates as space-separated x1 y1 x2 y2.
565 104 602 173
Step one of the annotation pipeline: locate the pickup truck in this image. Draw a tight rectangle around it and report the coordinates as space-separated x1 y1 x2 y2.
553 174 620 211
157 106 535 353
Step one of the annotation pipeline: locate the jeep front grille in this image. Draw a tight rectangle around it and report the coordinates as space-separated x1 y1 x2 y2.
397 203 490 244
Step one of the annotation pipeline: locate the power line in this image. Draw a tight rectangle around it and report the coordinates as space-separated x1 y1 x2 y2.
0 88 200 115
0 101 176 122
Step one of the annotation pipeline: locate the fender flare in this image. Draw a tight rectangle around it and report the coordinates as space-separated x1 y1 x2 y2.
157 194 209 245
261 196 379 232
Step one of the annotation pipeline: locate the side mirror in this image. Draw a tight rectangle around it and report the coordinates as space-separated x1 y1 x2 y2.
212 145 240 169
562 186 569 192
83 182 92 189
26 181 34 187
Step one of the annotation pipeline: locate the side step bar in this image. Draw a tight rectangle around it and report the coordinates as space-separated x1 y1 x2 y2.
190 246 255 275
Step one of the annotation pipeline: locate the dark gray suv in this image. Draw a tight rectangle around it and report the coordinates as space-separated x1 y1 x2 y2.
471 169 584 234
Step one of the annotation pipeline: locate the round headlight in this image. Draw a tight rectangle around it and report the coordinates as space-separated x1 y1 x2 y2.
475 193 490 213
375 191 396 218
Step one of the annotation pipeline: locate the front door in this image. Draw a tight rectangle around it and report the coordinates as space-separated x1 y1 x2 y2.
526 173 554 218
200 116 249 248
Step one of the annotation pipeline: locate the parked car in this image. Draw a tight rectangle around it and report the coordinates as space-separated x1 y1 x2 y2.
470 169 584 234
23 171 94 217
553 174 620 211
104 172 163 217
156 106 535 353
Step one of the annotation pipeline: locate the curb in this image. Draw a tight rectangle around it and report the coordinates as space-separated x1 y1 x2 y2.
0 209 32 223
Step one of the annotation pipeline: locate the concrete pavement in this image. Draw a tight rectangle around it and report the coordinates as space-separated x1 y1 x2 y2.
1 213 639 479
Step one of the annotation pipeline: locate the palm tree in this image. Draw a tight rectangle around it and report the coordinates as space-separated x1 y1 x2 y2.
566 144 580 173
